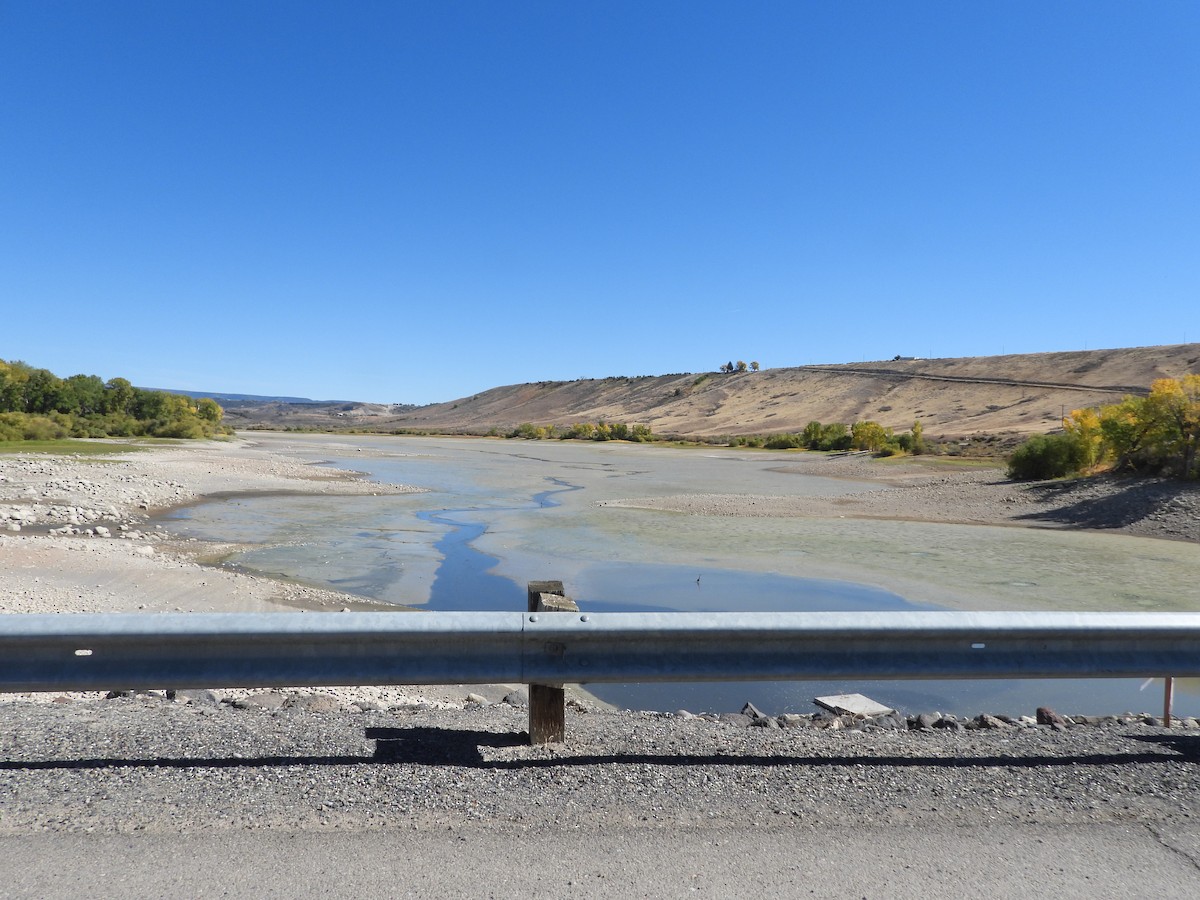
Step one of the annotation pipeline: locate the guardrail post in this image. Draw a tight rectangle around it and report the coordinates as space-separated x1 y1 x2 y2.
527 580 578 744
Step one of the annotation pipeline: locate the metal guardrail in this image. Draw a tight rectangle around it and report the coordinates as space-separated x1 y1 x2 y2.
3 609 1200 694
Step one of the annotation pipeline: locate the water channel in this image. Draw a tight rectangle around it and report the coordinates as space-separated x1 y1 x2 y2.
164 433 1200 718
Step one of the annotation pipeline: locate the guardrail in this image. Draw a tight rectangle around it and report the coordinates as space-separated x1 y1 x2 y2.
4 582 1200 742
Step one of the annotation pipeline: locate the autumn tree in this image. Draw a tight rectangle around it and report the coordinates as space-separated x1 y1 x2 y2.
910 420 926 455
1063 407 1102 469
1141 375 1200 478
0 359 229 442
1010 374 1200 481
851 420 891 452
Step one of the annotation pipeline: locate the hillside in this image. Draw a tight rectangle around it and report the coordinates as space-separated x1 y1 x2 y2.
226 343 1200 441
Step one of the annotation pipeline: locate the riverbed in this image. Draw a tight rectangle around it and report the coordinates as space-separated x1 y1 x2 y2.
164 433 1200 717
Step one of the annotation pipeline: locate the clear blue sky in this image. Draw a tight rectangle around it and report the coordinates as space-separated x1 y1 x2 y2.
2 2 1197 404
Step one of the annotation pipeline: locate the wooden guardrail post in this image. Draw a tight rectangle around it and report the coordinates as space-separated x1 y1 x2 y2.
527 580 578 744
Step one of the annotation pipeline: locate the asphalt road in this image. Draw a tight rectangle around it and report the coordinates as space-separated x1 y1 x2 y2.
5 823 1200 899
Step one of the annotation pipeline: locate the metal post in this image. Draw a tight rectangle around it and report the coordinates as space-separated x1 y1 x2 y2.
527 581 578 745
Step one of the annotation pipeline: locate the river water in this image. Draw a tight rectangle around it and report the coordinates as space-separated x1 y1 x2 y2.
164 433 1200 718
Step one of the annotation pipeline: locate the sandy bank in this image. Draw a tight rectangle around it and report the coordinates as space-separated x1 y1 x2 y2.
0 438 422 616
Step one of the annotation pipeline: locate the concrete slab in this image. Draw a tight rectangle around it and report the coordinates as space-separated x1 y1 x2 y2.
814 692 895 716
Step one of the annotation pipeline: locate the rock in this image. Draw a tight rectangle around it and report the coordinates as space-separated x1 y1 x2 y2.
502 690 528 708
1037 707 1070 728
778 713 809 728
973 713 1010 729
741 701 767 720
913 712 940 731
673 709 696 719
751 716 781 729
94 526 111 537
464 693 490 706
933 716 964 732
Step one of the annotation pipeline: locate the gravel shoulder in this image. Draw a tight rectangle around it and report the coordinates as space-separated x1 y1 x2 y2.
4 691 1200 836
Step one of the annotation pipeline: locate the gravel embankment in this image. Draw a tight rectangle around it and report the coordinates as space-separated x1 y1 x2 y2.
4 690 1200 835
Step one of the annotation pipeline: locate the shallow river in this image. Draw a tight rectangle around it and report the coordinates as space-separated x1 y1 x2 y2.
165 433 1200 718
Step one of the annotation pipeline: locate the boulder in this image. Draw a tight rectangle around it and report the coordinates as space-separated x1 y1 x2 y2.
1037 707 1070 729
741 701 767 720
973 713 1010 729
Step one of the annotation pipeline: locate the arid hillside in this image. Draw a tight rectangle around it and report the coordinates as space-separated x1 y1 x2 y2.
226 343 1200 441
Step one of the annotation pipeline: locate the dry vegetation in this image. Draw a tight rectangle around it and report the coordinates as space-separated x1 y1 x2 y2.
224 343 1200 443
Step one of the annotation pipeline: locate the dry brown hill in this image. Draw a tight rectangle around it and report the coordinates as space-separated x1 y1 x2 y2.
228 344 1200 441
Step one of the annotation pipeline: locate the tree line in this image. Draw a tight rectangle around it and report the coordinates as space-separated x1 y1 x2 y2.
509 421 655 442
1008 375 1200 480
730 419 926 455
0 359 229 441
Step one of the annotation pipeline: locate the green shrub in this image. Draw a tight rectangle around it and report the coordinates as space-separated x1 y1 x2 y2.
1006 433 1089 480
764 434 802 450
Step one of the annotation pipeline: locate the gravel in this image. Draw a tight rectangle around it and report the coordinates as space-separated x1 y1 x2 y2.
4 691 1200 835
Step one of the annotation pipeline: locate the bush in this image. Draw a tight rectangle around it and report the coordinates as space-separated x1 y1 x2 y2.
1006 433 1089 480
764 434 802 450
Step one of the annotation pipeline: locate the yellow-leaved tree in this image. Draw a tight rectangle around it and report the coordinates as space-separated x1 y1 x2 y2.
1142 375 1200 479
1064 407 1103 470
